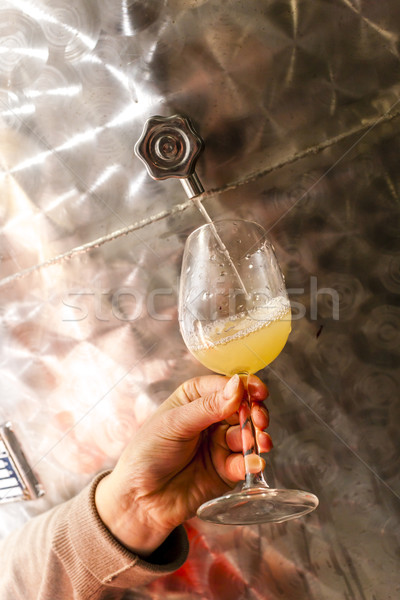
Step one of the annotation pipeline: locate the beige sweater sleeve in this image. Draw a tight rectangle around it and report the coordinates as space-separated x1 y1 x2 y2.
0 472 189 600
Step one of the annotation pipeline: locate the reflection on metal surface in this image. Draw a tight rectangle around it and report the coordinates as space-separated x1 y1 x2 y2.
0 5 48 89
0 0 400 598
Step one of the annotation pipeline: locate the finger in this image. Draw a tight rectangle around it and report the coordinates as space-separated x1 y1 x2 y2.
257 430 273 452
225 412 240 426
212 448 245 484
157 375 229 415
209 424 242 485
227 424 273 453
179 375 231 404
247 374 269 401
226 424 243 452
225 453 246 481
226 424 262 453
211 424 245 483
161 375 244 438
251 403 269 429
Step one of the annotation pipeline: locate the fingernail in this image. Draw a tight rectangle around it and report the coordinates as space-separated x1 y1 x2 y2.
244 454 266 473
224 374 240 399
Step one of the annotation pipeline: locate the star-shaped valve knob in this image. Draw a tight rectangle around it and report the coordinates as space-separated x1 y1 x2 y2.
134 114 204 198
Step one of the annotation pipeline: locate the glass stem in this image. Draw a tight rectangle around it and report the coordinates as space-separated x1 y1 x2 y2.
238 374 269 490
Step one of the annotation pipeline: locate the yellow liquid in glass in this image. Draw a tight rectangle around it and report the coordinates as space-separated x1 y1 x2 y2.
189 306 292 376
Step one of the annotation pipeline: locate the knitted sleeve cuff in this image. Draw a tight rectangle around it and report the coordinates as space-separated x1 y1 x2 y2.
55 471 189 592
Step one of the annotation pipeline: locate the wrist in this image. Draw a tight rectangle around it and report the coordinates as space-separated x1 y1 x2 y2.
94 472 172 557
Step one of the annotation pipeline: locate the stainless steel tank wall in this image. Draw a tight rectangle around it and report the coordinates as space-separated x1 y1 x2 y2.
0 1 399 598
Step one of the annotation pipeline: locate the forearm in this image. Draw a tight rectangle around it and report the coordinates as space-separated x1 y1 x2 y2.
0 472 189 600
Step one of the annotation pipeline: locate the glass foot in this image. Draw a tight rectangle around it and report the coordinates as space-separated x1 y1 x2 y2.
197 486 319 525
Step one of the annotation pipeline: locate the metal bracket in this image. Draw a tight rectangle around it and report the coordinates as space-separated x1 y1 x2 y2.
0 422 45 503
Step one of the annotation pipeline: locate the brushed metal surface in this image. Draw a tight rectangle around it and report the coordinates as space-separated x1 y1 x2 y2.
0 1 399 598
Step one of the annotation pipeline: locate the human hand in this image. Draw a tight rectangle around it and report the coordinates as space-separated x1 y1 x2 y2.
95 373 271 556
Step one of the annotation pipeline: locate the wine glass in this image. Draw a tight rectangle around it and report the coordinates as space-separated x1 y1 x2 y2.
178 218 319 524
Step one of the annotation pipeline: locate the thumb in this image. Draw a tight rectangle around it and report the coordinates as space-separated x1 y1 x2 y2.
165 375 243 438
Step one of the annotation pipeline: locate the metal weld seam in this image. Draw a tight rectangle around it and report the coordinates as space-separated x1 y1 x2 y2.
2 104 399 289
200 105 400 200
0 96 161 262
0 200 191 289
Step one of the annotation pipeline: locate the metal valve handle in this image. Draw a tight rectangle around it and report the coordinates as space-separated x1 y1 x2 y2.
134 114 205 198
